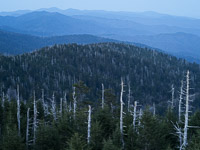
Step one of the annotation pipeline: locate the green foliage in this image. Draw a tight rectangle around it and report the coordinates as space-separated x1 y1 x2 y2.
125 125 139 150
66 133 86 150
137 109 166 150
1 126 25 150
35 123 60 150
0 43 200 150
89 121 103 150
187 130 200 150
94 108 116 139
112 125 123 149
102 138 121 150
161 110 179 149
1 43 200 108
57 114 74 150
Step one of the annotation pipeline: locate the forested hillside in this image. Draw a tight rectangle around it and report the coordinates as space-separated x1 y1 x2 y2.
0 43 200 150
0 43 200 109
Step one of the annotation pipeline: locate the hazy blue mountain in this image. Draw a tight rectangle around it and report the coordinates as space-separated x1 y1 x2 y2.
2 8 200 31
72 15 200 36
0 11 117 36
40 8 200 29
107 32 200 61
1 11 200 37
0 30 116 54
0 10 31 16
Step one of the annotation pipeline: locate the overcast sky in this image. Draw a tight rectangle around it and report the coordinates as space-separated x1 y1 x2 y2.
0 0 199 18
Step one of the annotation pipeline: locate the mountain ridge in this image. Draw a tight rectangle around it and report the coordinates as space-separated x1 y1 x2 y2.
0 29 117 54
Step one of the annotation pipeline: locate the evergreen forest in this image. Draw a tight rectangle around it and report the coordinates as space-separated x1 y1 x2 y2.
0 43 200 150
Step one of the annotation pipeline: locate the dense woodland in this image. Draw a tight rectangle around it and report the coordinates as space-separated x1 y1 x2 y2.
0 43 200 150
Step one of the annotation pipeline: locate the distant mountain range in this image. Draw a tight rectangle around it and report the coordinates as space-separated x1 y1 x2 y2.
103 32 200 62
1 10 200 37
0 8 200 62
0 30 116 54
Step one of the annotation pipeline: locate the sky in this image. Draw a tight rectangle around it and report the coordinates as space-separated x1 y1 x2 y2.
0 0 200 18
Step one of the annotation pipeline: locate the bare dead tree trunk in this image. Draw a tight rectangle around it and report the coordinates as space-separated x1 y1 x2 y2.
183 70 190 147
133 101 137 129
17 85 21 136
120 79 125 147
173 122 183 150
51 92 57 120
64 92 67 112
102 84 105 109
171 84 175 110
138 108 142 126
41 89 47 116
179 80 183 122
69 101 72 112
73 87 76 119
87 105 91 144
2 92 4 108
26 108 30 149
33 91 37 145
128 82 131 112
60 98 63 116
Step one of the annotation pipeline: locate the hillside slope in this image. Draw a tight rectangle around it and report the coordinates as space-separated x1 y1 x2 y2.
1 43 200 109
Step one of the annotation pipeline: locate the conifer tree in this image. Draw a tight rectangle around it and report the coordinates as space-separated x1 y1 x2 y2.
66 133 86 150
102 138 120 150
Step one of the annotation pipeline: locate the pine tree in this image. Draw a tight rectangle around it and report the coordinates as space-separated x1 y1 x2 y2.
1 126 25 150
186 130 200 150
138 109 166 150
89 121 103 150
35 123 60 150
66 133 86 150
102 138 120 150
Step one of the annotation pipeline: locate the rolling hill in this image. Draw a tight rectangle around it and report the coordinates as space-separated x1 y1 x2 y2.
0 30 116 54
1 43 200 107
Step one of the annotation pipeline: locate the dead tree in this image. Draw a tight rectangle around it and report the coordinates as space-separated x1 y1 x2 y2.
26 108 30 148
69 101 72 112
102 84 105 109
179 80 184 122
17 85 21 136
87 105 92 144
153 103 156 116
41 89 47 116
173 122 183 150
33 91 37 145
138 108 143 126
60 98 63 116
128 82 131 112
133 101 137 129
171 84 175 110
63 92 67 112
174 70 193 150
120 79 125 147
51 92 57 120
2 92 5 108
73 87 77 119
183 70 191 147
